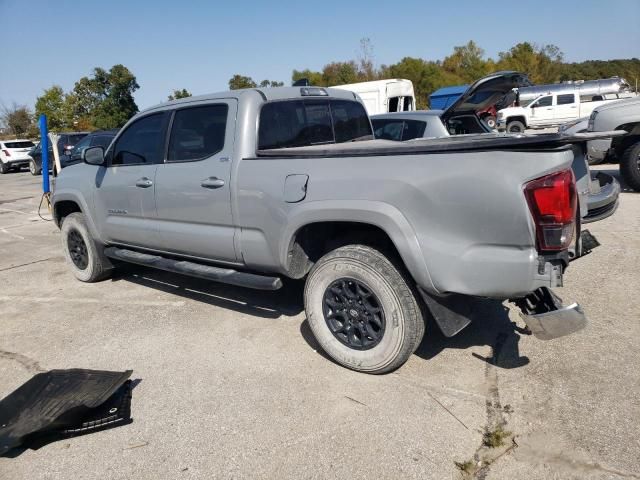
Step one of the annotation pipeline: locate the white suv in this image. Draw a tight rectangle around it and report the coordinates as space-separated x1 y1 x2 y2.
0 139 35 174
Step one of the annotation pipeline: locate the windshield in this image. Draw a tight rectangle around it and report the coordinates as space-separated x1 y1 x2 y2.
4 141 35 149
64 134 88 146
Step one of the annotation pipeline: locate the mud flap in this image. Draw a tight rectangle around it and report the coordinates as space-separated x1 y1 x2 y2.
0 369 132 455
513 287 587 340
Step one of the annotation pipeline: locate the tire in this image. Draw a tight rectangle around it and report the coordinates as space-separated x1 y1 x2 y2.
507 120 526 133
29 160 41 176
484 115 497 129
304 244 425 374
61 212 113 282
620 141 640 192
0 161 8 174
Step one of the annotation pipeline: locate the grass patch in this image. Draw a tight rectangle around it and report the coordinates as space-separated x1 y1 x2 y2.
483 425 511 448
454 460 475 473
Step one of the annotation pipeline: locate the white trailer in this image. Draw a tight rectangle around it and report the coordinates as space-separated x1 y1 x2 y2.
333 79 415 115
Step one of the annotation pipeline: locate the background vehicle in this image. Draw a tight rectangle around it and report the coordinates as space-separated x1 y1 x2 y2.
0 139 35 174
587 96 640 191
28 132 88 175
498 78 636 132
52 82 613 374
67 130 118 166
333 79 415 115
372 78 620 224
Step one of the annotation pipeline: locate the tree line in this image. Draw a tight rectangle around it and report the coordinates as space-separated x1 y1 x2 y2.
1 39 638 138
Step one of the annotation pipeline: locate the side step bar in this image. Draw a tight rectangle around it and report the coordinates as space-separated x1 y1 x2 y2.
104 247 282 291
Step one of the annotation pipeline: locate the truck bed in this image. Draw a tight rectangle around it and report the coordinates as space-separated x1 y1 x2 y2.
256 131 625 157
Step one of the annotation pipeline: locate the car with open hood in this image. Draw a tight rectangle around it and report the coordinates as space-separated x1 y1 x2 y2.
371 71 620 223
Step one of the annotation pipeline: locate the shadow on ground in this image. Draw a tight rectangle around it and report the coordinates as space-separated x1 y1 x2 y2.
115 265 530 370
113 265 305 319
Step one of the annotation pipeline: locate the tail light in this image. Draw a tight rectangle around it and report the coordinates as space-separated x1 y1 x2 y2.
524 169 577 252
2 149 10 157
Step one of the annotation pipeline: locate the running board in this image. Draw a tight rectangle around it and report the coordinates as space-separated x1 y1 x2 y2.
104 247 282 290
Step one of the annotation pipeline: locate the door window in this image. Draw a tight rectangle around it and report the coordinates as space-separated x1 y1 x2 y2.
112 113 166 166
167 104 229 162
532 96 552 107
557 94 575 105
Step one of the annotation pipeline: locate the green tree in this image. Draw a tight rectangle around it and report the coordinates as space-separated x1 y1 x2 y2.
259 79 285 87
228 75 257 90
442 40 489 83
69 64 139 129
1 103 34 137
168 88 192 100
292 69 324 86
322 61 360 86
497 42 564 83
34 85 72 130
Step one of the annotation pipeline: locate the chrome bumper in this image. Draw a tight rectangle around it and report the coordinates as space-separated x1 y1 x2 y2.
513 287 587 340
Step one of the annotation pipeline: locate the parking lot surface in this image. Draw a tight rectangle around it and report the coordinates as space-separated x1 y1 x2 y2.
0 168 638 479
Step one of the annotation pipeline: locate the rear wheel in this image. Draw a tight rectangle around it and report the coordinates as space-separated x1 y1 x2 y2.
304 244 424 374
484 115 497 129
61 212 113 282
0 161 8 174
620 141 640 191
507 120 526 133
29 160 41 175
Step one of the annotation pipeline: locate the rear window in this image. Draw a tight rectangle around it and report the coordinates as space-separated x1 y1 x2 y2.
557 94 575 105
258 99 372 150
372 119 427 141
4 141 34 148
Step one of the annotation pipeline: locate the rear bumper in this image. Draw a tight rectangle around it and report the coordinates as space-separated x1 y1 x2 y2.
584 172 620 223
2 158 30 167
513 287 587 340
587 138 612 161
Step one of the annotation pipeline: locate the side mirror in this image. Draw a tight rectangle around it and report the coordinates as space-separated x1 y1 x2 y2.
83 146 105 166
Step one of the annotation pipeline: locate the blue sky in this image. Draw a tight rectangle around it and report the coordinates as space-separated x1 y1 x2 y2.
1 0 638 110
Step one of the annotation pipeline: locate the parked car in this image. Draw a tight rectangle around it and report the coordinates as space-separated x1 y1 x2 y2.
28 132 89 175
66 130 118 166
51 82 619 374
0 139 35 173
371 75 621 225
587 96 640 191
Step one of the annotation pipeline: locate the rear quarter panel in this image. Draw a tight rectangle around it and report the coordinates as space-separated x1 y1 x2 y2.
234 147 575 298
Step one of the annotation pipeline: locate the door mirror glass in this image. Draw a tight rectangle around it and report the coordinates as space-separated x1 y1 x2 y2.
83 146 105 166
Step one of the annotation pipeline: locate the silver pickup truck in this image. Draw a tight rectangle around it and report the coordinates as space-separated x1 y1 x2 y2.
51 83 618 374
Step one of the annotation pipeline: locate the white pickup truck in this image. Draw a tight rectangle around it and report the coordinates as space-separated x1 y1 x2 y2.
497 92 635 132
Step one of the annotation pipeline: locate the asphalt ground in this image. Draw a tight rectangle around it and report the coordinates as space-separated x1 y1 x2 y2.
0 165 638 479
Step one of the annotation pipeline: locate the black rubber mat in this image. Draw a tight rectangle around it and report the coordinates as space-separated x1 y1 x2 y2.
0 369 132 455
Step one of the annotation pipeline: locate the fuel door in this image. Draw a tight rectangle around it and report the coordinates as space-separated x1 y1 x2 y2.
284 174 309 203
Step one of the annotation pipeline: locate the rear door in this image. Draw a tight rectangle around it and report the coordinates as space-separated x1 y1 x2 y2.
92 112 169 249
554 93 578 123
154 100 238 263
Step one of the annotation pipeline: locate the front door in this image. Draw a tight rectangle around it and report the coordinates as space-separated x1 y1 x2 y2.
154 100 238 263
528 95 554 126
92 111 169 249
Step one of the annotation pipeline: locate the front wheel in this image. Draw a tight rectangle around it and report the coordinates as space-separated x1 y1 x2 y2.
620 141 640 191
507 120 526 133
61 212 113 282
304 245 425 374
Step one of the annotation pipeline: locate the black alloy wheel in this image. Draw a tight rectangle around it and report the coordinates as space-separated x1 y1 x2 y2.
68 229 89 270
322 278 386 350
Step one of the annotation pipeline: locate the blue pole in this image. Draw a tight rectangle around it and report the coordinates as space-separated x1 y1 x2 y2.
39 114 49 193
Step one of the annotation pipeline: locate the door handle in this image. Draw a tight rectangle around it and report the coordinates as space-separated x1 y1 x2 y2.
135 177 153 188
201 177 225 189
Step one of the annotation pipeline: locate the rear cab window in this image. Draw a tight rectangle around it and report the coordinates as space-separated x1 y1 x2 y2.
258 99 372 150
557 94 575 105
167 104 229 162
3 141 35 149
